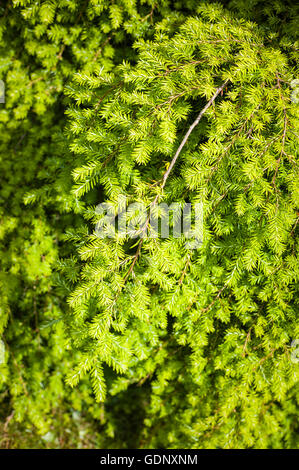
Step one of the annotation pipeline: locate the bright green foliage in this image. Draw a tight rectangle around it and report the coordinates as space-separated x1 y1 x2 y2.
0 0 298 449
0 0 199 445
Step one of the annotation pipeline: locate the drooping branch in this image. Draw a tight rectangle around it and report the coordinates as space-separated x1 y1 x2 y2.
160 79 230 193
123 79 230 282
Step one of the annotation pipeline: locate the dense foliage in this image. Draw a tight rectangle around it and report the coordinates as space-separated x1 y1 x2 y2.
0 0 298 449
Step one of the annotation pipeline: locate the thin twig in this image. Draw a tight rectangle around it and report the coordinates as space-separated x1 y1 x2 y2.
202 284 227 313
178 254 191 286
123 238 144 284
93 36 112 62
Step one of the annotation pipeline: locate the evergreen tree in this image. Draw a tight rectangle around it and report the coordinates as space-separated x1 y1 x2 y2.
0 0 298 449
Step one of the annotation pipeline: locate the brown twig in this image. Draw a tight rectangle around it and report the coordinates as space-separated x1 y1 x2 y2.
57 44 65 60
202 284 227 313
178 255 191 286
141 4 156 23
3 411 15 433
242 327 252 357
253 348 275 371
123 238 144 284
93 36 112 62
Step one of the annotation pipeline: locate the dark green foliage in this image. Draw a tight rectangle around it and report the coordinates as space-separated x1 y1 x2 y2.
0 0 298 449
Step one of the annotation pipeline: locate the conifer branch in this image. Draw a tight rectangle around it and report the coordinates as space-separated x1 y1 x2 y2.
122 80 229 282
272 74 289 188
207 101 263 181
123 238 144 284
160 79 229 192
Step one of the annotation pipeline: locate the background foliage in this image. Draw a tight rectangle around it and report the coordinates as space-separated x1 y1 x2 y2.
0 0 298 449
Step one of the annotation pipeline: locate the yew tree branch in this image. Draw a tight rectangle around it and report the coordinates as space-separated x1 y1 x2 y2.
160 79 229 192
123 79 229 282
